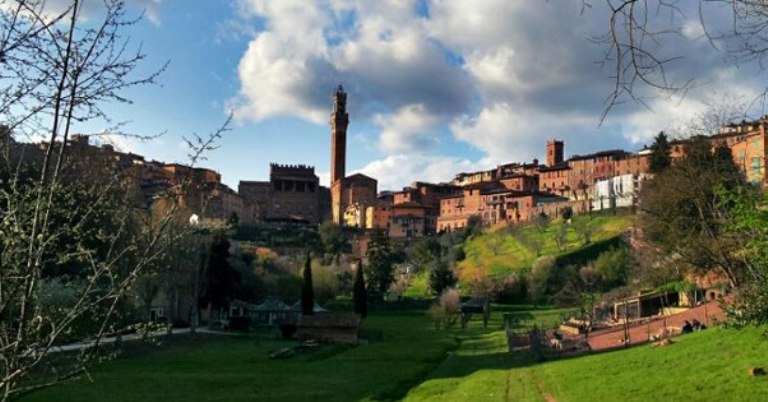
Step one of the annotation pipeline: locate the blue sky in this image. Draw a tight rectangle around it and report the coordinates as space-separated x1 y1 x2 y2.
64 0 765 191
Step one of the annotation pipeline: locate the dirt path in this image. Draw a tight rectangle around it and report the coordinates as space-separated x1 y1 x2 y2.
584 301 725 351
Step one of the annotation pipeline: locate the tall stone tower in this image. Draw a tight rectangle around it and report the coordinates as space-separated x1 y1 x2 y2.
331 85 349 184
547 139 564 166
330 85 349 224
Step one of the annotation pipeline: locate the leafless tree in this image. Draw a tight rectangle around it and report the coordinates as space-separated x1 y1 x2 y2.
0 1 227 399
593 0 768 119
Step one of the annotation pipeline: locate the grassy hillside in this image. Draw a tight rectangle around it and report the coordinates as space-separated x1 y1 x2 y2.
458 214 635 282
406 324 768 401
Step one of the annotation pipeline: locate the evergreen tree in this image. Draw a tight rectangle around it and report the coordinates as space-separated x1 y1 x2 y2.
366 229 395 295
428 259 457 295
201 234 241 316
352 260 367 318
649 131 672 173
301 253 314 315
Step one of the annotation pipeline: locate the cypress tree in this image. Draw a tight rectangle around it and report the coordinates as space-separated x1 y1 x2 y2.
301 253 314 315
353 260 367 318
649 131 672 173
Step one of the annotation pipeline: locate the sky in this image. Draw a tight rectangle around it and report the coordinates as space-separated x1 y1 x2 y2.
54 0 768 191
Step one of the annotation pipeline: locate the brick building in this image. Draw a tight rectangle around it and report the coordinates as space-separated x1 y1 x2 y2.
328 85 378 226
238 164 330 224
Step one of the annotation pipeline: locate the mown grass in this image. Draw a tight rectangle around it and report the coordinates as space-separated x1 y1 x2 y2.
458 214 635 281
406 324 768 401
22 303 768 402
19 307 494 402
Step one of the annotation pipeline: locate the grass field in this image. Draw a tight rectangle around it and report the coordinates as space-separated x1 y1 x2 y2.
21 305 768 401
458 214 635 280
406 324 768 401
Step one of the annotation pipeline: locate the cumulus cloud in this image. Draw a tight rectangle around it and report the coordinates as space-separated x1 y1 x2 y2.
231 1 763 186
355 154 491 191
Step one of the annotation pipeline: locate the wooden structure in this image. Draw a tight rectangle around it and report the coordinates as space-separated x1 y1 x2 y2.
295 313 361 344
461 297 490 329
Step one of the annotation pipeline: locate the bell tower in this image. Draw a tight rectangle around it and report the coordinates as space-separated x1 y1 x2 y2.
330 85 349 185
330 85 349 224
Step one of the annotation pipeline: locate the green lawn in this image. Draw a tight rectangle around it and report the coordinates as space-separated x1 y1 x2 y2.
459 214 635 280
21 305 768 402
20 309 490 402
405 324 768 401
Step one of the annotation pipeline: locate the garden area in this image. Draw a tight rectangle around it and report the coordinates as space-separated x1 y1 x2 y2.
20 303 768 402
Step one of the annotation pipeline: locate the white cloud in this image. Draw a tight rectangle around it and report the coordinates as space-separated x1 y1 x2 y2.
229 1 763 186
356 154 490 191
28 0 163 24
375 104 441 153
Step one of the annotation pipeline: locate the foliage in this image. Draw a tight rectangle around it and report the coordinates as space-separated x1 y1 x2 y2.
428 259 457 296
352 261 367 318
0 1 227 398
366 229 395 295
428 289 461 329
463 214 484 239
319 221 350 264
649 131 671 173
592 246 632 289
560 206 573 221
301 253 314 315
200 235 240 312
496 273 528 303
408 237 445 272
527 256 576 304
639 135 746 287
718 186 768 325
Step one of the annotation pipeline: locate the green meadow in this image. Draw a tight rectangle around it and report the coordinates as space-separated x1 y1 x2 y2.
21 305 768 402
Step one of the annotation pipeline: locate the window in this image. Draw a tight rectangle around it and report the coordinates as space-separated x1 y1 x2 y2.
751 157 761 175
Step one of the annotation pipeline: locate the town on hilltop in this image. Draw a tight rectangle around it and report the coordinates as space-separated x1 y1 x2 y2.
8 85 765 242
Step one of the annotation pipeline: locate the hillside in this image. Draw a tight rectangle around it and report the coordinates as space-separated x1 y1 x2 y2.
457 213 635 282
405 325 768 401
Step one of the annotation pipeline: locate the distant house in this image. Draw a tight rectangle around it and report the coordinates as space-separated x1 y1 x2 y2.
229 297 296 326
290 300 327 314
296 313 362 344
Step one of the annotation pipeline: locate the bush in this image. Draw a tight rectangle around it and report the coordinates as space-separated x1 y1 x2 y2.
429 289 461 329
497 272 528 303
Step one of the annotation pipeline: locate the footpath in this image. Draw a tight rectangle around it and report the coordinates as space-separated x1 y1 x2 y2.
47 326 235 354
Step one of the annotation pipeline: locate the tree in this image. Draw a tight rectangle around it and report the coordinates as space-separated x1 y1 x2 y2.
593 247 632 290
200 234 240 322
561 206 574 221
0 1 227 398
407 237 444 272
528 256 558 303
428 259 457 295
717 186 768 325
596 1 768 120
464 214 484 239
639 135 746 287
319 221 349 265
649 131 671 173
366 229 395 295
301 253 314 316
535 211 549 233
352 260 367 318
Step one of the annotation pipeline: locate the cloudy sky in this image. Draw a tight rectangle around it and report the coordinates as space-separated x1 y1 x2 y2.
65 0 765 190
